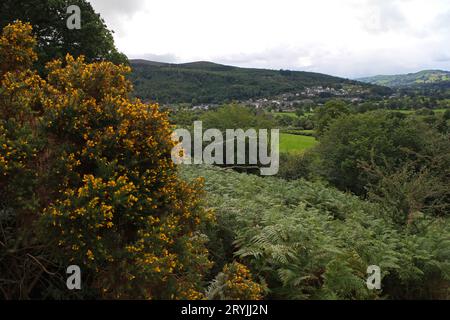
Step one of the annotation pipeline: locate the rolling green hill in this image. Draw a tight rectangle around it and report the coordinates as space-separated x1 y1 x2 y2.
130 60 387 104
358 70 450 88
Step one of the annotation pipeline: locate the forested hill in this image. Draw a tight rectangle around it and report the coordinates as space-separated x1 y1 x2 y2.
358 70 450 88
129 59 387 104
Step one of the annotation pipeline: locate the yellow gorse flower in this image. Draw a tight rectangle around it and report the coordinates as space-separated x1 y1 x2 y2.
1 21 214 300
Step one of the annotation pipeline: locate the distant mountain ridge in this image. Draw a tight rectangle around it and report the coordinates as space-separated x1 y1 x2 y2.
129 59 389 104
357 70 450 88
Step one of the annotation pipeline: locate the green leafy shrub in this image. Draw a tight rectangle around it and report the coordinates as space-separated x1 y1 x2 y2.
182 165 450 300
315 111 450 200
314 100 350 136
277 152 314 181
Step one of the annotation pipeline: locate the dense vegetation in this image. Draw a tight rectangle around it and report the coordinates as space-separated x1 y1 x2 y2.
1 0 449 300
130 59 384 104
0 0 128 71
171 99 449 300
358 70 450 88
314 111 450 198
359 70 450 102
182 165 450 299
0 21 219 299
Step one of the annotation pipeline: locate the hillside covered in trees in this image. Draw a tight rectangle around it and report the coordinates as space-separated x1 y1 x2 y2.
130 59 389 104
358 70 450 88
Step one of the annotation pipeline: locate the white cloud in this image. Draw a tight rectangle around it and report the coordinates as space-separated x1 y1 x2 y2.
359 0 408 33
88 0 147 34
87 0 450 77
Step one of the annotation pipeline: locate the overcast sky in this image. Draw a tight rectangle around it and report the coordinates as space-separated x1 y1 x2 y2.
88 0 450 78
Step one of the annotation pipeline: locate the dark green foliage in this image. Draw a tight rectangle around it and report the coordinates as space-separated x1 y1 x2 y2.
277 152 314 181
182 165 450 300
169 108 205 127
443 109 450 120
294 116 315 130
314 100 351 136
295 108 305 117
201 104 276 131
314 111 450 205
195 105 277 173
129 60 378 104
0 0 128 70
362 160 450 225
353 102 380 113
281 129 315 137
276 115 294 127
415 108 435 116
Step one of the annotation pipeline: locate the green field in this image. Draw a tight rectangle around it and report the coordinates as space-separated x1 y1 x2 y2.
276 112 298 118
283 129 315 135
279 133 318 154
276 111 313 118
394 108 449 114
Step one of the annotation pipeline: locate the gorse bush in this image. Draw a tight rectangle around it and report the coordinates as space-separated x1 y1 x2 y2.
206 262 264 300
181 165 450 299
0 21 213 299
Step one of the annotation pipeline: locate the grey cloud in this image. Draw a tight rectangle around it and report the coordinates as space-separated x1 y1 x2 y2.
88 0 146 34
88 0 144 17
